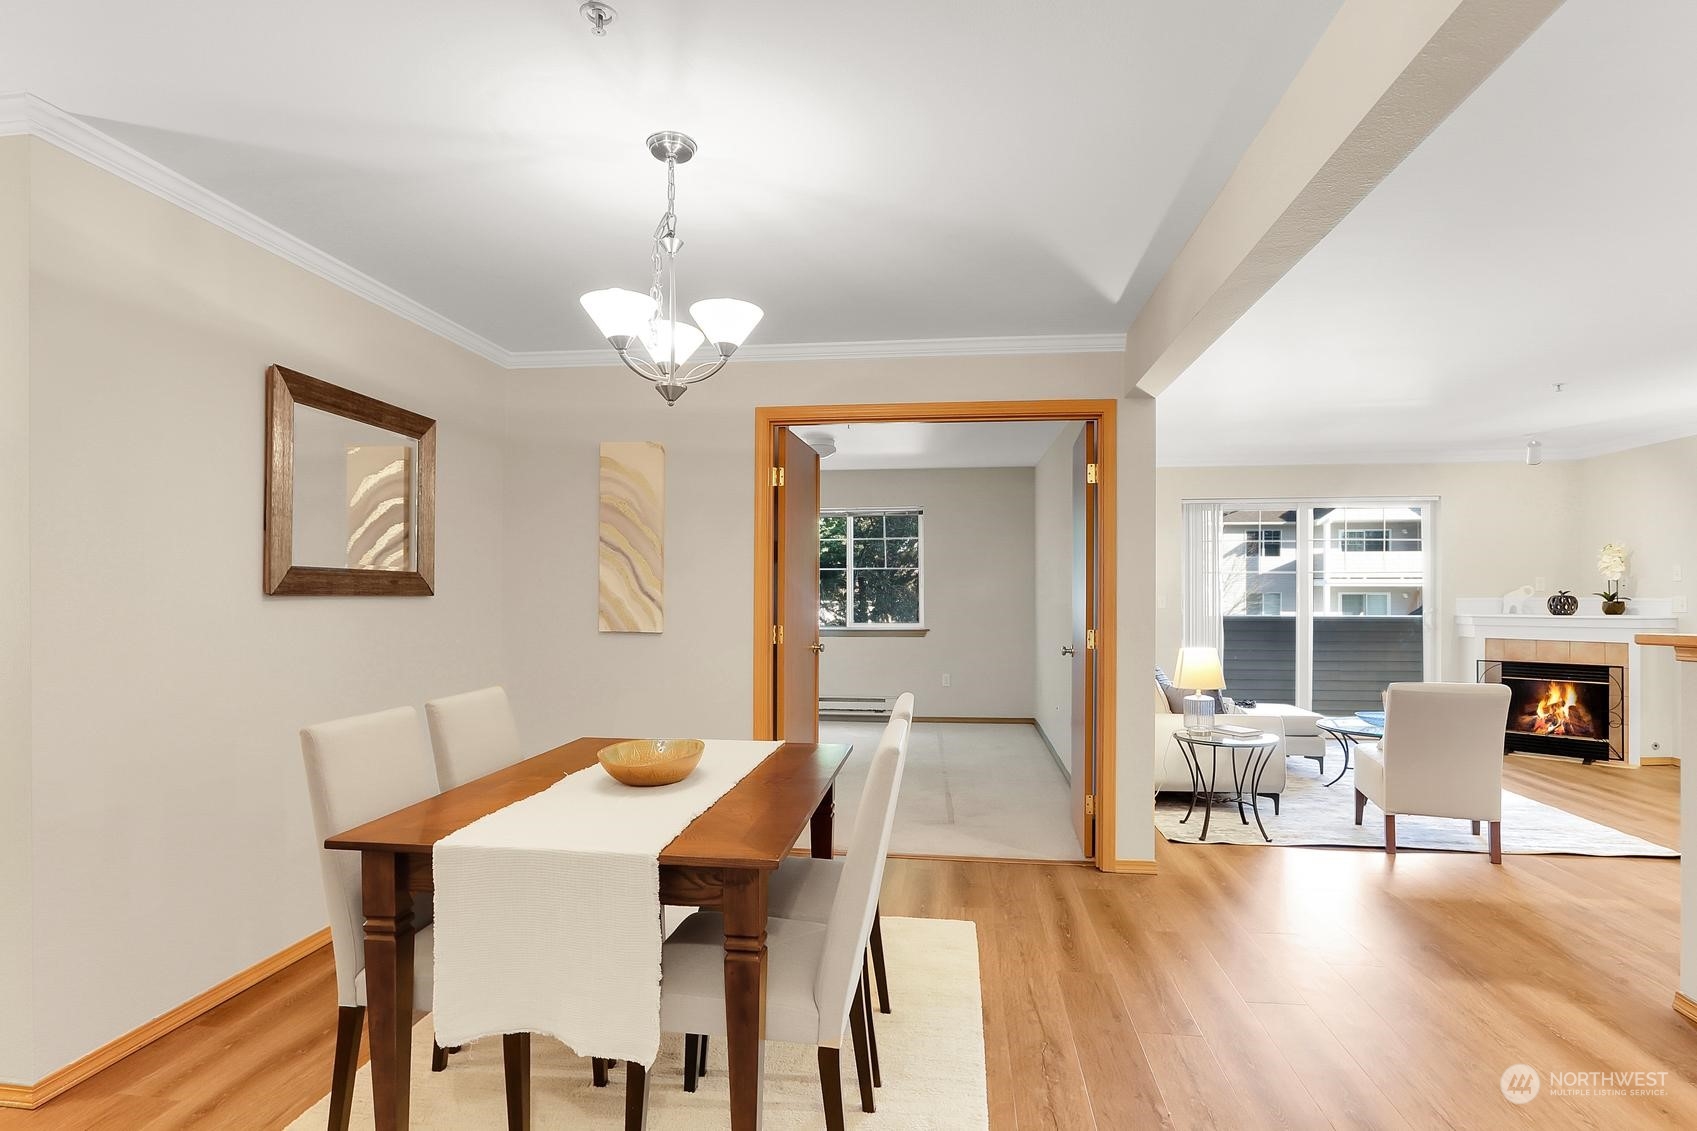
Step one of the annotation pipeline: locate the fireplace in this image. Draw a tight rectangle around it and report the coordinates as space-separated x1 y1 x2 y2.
1479 660 1623 762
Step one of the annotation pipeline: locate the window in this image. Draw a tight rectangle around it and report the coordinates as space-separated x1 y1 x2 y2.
1245 528 1282 557
1245 591 1283 615
1339 529 1389 552
1339 592 1390 616
819 509 922 628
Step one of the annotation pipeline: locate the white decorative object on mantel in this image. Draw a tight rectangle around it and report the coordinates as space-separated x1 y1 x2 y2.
1501 585 1537 615
1454 596 1680 765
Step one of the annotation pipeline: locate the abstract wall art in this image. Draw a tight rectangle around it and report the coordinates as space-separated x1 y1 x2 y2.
598 441 665 633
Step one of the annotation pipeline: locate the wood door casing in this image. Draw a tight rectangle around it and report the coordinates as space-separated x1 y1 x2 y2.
773 429 822 742
1069 424 1097 857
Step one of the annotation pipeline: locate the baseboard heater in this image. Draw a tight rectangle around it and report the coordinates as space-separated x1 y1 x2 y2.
819 694 896 719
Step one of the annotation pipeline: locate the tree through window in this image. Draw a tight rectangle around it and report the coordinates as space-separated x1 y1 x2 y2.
819 509 923 627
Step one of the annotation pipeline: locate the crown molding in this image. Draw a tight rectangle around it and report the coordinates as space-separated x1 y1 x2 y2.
503 333 1128 369
2 92 1130 371
0 92 513 366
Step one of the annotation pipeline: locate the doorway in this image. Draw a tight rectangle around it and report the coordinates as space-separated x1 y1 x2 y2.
751 400 1118 866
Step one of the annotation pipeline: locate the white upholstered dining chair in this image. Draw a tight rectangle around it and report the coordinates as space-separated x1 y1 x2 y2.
1352 682 1513 863
425 685 524 791
637 715 911 1129
768 692 915 1016
302 706 601 1131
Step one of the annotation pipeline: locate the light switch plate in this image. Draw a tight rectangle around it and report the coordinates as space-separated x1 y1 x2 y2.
1674 565 1684 583
1534 576 1547 591
1676 596 1689 614
941 673 951 687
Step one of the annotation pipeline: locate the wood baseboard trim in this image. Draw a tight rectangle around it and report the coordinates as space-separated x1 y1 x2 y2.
1640 757 1679 767
784 847 1091 866
0 927 330 1110
1675 991 1697 1028
1105 859 1158 875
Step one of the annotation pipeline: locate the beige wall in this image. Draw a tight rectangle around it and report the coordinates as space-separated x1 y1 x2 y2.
0 136 34 1083
498 358 1157 864
1033 423 1084 762
1155 460 1581 685
1567 434 1697 633
819 468 1035 718
14 139 510 1082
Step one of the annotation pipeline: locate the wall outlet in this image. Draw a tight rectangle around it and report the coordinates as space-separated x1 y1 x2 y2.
1675 596 1689 614
941 673 951 687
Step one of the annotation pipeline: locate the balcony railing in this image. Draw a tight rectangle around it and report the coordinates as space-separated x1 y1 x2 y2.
1221 615 1424 715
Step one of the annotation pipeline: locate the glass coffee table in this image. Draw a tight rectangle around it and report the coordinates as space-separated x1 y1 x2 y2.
1171 730 1281 842
1315 716 1384 787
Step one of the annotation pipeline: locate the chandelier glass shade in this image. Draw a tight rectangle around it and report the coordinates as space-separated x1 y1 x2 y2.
578 132 762 405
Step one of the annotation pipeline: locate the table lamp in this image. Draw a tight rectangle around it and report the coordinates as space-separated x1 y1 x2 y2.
1173 646 1225 736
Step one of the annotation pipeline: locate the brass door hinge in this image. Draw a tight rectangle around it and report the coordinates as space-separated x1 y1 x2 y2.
772 624 784 645
1085 794 1096 817
771 466 785 488
1085 462 1099 484
1086 627 1098 651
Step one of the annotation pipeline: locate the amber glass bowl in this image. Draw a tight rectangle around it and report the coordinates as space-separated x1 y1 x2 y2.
597 739 706 787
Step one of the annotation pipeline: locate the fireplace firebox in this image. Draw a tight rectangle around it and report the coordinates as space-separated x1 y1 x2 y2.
1478 660 1623 762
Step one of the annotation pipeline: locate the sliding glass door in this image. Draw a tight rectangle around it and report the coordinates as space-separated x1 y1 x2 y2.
1188 499 1435 713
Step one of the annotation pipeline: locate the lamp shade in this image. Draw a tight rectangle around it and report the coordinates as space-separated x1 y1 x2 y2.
1172 646 1225 692
689 298 764 349
638 318 705 367
579 288 656 341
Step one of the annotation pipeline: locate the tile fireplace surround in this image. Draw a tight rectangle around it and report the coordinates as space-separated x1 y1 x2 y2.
1455 597 1680 765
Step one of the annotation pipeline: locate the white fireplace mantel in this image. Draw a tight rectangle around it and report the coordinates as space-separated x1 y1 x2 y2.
1453 597 1680 764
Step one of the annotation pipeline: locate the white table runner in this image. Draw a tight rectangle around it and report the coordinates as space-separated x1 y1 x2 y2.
430 739 782 1065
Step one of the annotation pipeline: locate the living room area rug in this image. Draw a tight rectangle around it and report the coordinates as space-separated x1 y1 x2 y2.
285 916 988 1129
1156 762 1678 856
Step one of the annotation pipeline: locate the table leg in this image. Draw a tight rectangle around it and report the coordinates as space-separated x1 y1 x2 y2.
1246 745 1274 842
362 851 415 1131
1325 736 1353 787
1178 741 1201 823
811 785 834 858
1200 750 1216 841
723 869 768 1131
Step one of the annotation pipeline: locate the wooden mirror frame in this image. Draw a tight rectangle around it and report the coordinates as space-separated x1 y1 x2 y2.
263 365 437 596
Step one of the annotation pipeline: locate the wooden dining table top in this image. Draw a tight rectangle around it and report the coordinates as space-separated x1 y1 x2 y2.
325 737 854 870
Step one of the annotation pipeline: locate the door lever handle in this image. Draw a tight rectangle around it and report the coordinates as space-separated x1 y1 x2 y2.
1060 645 1076 657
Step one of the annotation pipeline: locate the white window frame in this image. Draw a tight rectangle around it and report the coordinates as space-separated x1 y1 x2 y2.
819 507 926 630
1183 496 1439 709
1338 591 1392 616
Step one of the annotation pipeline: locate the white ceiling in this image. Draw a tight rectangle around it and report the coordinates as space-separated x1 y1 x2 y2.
1159 0 1697 466
808 421 1070 471
0 1 1340 355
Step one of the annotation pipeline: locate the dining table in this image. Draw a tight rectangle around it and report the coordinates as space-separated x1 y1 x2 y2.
324 735 854 1131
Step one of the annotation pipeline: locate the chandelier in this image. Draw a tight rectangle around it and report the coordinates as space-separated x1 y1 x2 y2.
579 132 763 405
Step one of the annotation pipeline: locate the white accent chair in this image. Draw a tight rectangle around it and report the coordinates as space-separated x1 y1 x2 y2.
638 713 911 1128
424 685 524 790
767 692 914 1016
1352 682 1512 863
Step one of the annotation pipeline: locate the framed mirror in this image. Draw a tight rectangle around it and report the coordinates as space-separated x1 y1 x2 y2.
263 365 436 596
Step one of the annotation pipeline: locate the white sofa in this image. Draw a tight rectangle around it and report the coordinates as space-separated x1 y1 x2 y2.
1153 681 1327 808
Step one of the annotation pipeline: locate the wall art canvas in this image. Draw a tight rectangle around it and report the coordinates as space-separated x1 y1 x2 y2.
346 444 412 571
598 441 665 632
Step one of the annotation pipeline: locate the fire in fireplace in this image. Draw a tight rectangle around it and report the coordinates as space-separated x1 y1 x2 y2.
1513 680 1603 739
1481 659 1621 762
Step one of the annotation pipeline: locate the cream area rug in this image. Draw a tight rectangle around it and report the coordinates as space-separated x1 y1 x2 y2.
1156 762 1678 856
286 917 988 1130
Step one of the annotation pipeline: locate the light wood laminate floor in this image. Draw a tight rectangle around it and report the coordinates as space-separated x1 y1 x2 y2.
0 760 1687 1129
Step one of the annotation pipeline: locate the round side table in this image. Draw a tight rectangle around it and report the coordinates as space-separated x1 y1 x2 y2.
1315 717 1383 787
1171 730 1281 842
